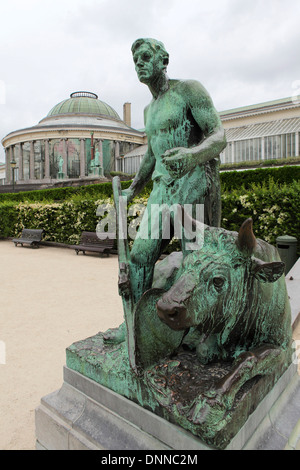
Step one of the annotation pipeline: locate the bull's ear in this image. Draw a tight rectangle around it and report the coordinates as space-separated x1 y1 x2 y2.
236 218 257 256
252 258 285 283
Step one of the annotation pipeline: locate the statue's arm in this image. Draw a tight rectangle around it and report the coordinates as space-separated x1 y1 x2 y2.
162 81 227 177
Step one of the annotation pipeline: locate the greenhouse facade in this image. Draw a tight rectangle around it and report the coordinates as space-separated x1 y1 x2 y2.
2 91 145 186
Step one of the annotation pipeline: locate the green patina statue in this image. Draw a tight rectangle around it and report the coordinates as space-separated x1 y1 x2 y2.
124 38 226 303
66 39 293 449
104 37 227 347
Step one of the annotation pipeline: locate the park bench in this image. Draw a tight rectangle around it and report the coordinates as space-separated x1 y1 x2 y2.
71 231 114 257
12 229 44 248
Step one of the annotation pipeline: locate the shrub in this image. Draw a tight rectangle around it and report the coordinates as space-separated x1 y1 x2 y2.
220 155 300 171
0 201 18 238
220 165 300 191
221 179 300 246
0 174 299 255
13 197 115 245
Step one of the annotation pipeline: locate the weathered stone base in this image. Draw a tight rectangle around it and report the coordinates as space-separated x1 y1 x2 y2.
63 331 294 449
35 363 300 450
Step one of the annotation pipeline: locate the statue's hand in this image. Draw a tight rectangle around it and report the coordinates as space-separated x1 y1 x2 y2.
121 187 135 203
162 147 191 178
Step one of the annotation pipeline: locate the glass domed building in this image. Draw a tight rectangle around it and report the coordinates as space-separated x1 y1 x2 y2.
2 91 145 186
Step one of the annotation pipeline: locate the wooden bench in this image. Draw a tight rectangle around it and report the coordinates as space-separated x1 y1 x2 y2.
12 229 44 248
71 231 114 257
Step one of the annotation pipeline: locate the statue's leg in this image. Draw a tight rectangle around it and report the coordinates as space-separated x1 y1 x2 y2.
203 344 289 408
130 235 164 304
129 187 174 304
104 186 168 343
103 322 126 343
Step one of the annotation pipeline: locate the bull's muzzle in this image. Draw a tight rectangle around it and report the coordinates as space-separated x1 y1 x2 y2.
156 298 187 330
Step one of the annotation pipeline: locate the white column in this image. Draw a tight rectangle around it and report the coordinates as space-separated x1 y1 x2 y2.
261 137 265 160
30 141 35 179
44 139 50 179
5 148 10 183
295 132 299 157
18 143 24 180
62 139 68 176
98 139 104 176
114 141 120 171
231 142 235 164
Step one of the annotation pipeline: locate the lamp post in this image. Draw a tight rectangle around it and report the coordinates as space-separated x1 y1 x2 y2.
10 159 17 192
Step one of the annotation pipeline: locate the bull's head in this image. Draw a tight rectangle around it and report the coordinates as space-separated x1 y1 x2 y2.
156 217 285 332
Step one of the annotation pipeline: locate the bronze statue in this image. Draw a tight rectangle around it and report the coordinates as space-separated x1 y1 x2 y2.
123 38 227 303
66 39 293 450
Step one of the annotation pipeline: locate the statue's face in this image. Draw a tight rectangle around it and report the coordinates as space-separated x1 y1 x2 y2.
132 43 164 84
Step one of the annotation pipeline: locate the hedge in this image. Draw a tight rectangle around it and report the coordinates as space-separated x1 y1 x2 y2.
12 198 115 246
0 165 298 204
1 179 299 256
219 155 300 171
0 180 140 204
220 165 300 191
0 201 19 238
221 179 300 246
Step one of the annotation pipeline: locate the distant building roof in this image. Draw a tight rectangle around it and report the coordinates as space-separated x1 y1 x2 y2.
46 91 121 120
123 144 148 158
2 91 145 148
225 117 300 141
220 96 300 121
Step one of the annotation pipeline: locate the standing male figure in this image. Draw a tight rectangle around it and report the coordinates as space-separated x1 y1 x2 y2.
123 38 227 304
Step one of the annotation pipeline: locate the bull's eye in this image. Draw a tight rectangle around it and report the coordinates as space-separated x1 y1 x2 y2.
213 277 225 290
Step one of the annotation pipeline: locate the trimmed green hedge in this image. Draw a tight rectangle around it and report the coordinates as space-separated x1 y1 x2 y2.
0 202 19 238
1 180 299 253
220 155 300 171
13 198 114 246
0 168 299 254
0 181 133 204
0 165 298 203
221 179 300 246
220 165 300 191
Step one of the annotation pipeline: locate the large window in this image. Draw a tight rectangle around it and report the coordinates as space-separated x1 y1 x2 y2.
22 142 30 180
49 139 61 178
286 133 295 157
67 139 80 178
264 133 295 159
228 133 298 163
34 141 45 179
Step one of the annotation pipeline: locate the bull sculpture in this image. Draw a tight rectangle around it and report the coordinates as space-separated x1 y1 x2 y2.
130 214 293 445
151 216 292 391
99 186 293 448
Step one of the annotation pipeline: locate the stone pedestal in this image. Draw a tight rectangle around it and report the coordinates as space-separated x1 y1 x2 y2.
35 363 300 451
36 261 300 451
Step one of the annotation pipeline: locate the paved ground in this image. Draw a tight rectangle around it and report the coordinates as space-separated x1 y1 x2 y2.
0 240 123 450
0 239 299 450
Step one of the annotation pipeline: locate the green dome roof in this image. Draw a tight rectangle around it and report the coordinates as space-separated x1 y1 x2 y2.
47 91 121 120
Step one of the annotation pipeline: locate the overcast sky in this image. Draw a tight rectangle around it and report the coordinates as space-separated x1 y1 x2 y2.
0 0 299 162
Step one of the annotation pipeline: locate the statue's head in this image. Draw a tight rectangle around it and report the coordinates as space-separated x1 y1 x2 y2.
131 38 169 84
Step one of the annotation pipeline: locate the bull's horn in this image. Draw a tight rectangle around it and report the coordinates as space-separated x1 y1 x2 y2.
236 218 257 255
